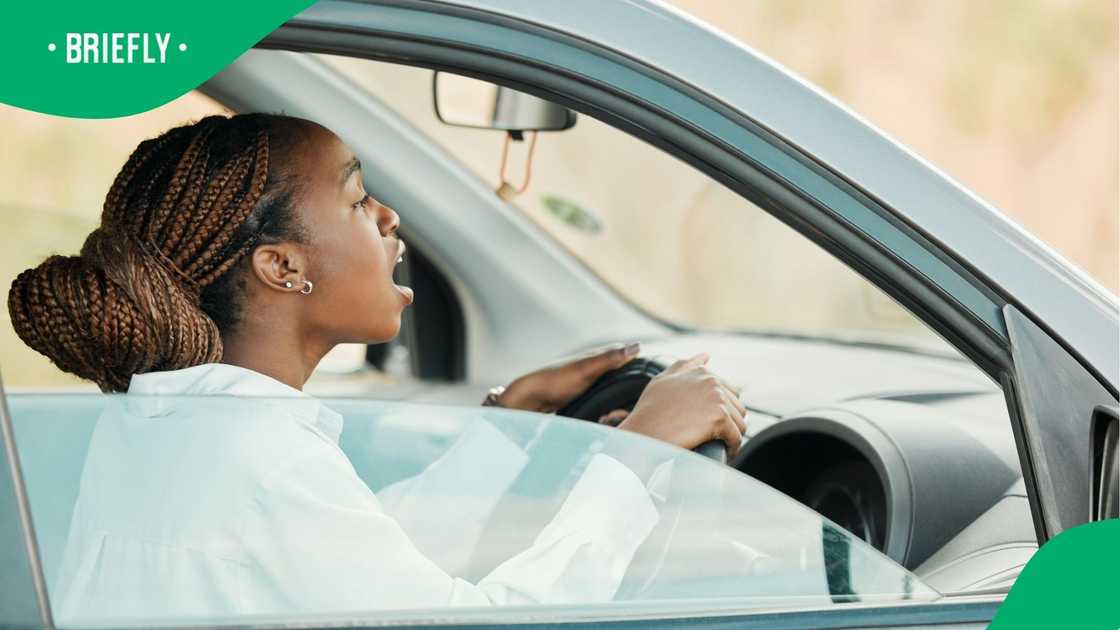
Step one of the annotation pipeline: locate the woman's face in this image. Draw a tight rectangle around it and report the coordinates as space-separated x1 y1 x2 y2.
289 123 414 344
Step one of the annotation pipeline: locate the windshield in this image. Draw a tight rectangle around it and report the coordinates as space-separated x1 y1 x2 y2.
10 393 934 628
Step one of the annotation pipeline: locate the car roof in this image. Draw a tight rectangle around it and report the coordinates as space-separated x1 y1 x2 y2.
429 0 1118 387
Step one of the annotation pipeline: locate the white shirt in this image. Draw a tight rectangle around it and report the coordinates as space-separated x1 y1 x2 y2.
55 363 659 626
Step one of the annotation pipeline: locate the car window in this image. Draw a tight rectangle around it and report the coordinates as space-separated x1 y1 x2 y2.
319 55 954 356
9 393 933 627
297 55 1031 597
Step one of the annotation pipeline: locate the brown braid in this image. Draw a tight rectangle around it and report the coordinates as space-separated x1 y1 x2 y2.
7 114 310 392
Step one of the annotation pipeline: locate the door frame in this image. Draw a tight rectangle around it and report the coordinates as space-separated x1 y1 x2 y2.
0 376 53 629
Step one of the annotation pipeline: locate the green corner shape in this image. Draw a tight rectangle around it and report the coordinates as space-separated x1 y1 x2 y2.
1 1 315 118
989 519 1119 629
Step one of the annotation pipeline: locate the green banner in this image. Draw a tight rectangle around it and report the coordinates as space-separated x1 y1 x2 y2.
990 519 1119 628
0 0 314 118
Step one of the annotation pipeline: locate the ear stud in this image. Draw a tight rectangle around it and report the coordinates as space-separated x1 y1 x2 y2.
284 281 293 289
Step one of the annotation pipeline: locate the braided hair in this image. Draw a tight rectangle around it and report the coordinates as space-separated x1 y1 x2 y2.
8 114 309 392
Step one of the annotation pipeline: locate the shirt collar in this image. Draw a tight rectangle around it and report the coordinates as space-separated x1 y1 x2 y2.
127 363 343 444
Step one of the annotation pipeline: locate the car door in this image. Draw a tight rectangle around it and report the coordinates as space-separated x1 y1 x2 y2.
233 0 1112 624
2 387 1000 629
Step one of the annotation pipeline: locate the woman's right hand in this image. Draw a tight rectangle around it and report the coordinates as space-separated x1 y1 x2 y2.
616 354 747 458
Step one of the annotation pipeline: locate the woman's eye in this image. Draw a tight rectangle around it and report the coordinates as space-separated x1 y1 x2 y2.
353 194 370 211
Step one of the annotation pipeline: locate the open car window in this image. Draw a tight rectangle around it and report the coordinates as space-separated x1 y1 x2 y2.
10 392 933 628
319 55 957 357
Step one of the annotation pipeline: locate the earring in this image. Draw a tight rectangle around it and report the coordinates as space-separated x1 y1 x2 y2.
300 280 314 295
284 281 293 289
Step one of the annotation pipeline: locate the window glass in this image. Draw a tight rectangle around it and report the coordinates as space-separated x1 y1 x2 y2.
320 56 954 356
10 393 933 627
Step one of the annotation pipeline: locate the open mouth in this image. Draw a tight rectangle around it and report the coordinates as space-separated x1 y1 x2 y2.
392 240 414 303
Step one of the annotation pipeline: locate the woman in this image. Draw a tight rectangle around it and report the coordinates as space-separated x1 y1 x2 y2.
8 114 746 621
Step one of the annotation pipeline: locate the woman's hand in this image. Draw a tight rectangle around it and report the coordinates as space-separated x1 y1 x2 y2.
498 342 642 413
616 353 747 458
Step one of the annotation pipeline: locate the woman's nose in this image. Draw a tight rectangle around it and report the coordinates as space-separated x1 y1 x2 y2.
378 204 400 236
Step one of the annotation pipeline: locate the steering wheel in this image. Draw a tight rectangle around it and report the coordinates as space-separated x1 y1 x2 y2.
557 358 728 463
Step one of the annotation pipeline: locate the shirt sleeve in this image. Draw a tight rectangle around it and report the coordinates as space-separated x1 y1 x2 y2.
240 443 659 614
373 419 530 576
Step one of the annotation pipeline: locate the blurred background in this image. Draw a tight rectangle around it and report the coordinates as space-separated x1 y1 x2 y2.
1 0 1116 388
672 0 1118 291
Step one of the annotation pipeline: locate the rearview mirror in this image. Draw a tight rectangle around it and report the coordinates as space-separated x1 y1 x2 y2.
433 72 576 132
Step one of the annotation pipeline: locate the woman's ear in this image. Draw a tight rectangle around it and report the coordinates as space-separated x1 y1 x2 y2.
248 243 307 292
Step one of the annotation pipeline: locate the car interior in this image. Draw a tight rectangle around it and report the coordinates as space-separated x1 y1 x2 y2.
2 45 1042 613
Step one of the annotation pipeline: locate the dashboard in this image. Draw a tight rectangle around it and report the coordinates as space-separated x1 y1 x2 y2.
733 393 1037 593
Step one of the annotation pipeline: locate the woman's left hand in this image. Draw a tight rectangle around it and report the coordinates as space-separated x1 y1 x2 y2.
498 342 641 413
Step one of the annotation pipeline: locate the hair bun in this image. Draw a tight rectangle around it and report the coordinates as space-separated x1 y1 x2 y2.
7 228 222 392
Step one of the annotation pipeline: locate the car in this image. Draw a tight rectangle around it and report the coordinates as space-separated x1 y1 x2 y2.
2 1 1116 629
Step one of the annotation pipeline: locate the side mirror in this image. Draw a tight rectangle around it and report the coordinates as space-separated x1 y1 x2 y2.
433 72 576 132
